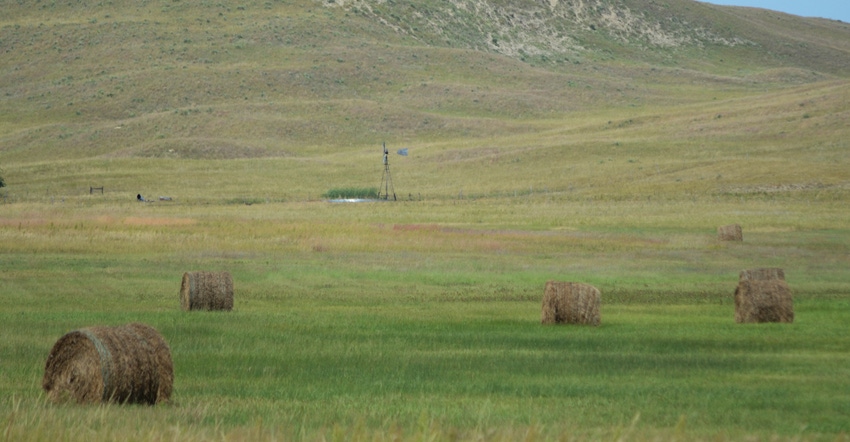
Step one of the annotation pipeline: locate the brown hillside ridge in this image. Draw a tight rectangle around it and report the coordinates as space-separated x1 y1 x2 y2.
2 0 848 164
322 0 850 75
42 323 174 405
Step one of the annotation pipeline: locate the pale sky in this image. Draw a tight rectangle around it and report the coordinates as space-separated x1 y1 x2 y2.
698 1 850 22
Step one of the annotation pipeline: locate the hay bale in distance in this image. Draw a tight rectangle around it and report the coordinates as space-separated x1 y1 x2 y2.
180 271 234 311
739 268 785 282
734 280 794 323
541 281 601 326
735 268 792 323
718 224 743 241
42 323 174 405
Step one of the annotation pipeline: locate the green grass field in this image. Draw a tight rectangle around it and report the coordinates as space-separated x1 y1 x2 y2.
2 194 849 440
2 0 850 439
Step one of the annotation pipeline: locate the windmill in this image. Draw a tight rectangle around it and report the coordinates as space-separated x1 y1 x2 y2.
378 142 396 200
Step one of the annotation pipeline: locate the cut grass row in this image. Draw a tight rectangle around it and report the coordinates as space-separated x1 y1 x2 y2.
3 298 850 439
1 197 849 439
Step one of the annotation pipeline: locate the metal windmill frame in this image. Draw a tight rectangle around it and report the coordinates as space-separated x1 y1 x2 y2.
378 142 396 200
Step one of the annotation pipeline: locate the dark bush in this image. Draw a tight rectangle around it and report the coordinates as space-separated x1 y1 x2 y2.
323 187 379 199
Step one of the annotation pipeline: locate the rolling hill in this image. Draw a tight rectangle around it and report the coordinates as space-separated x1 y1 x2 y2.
1 0 848 200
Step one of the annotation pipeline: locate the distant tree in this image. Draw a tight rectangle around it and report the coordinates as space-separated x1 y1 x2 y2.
0 171 5 188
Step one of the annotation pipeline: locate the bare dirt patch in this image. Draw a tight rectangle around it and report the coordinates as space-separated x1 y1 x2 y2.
122 217 197 227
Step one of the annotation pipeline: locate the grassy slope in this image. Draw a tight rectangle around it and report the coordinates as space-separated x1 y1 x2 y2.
2 0 849 162
1 0 850 440
1 0 848 202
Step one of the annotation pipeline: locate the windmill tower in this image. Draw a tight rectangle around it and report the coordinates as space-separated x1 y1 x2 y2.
379 142 396 200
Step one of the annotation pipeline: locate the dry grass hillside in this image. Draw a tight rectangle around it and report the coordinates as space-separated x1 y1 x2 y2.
0 0 848 199
322 0 850 73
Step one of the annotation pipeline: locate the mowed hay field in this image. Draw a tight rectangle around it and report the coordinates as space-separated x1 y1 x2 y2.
2 0 850 440
2 191 850 440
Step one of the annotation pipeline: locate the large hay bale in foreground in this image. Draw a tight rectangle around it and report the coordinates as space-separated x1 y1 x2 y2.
541 281 601 326
42 323 173 404
735 279 794 324
180 271 234 311
717 224 743 241
739 268 785 282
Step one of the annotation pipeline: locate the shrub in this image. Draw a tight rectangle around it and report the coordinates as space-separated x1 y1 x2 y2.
324 187 379 199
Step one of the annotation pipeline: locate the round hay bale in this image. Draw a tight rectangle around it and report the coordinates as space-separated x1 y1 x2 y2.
541 281 601 326
180 271 234 311
42 323 173 405
734 279 794 323
739 267 785 281
717 224 743 241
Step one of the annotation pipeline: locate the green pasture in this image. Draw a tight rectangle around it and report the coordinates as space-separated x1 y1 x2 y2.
4 299 850 440
1 194 849 440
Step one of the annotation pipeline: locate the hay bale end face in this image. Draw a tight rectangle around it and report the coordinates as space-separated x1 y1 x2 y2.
541 281 601 326
735 268 792 323
180 271 234 311
735 280 794 323
718 224 743 241
42 323 174 405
